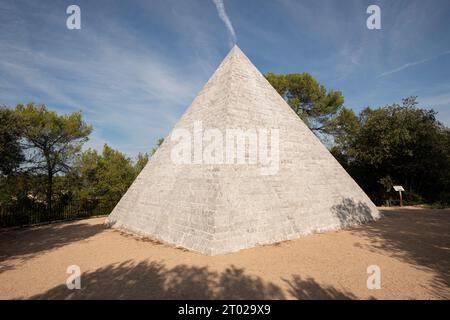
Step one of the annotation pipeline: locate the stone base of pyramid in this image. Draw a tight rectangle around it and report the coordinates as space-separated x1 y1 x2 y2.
105 46 380 256
106 205 379 255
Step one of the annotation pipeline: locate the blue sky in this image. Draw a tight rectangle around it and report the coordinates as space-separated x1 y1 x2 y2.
1 0 449 157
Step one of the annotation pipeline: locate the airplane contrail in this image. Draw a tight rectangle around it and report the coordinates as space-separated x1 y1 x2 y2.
377 50 450 78
212 0 236 45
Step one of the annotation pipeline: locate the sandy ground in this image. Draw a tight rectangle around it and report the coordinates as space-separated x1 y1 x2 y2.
0 207 449 300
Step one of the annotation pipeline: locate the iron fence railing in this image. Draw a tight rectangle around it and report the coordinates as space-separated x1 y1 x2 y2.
0 201 115 228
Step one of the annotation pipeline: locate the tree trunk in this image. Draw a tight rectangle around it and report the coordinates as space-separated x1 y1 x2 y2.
47 169 53 218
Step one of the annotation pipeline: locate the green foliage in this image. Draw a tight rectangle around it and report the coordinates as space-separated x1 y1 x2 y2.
328 107 360 150
16 103 92 173
69 145 135 208
134 152 149 177
265 72 344 134
378 176 394 191
0 107 24 176
332 97 450 205
0 173 44 205
133 137 164 178
0 104 167 215
15 103 92 210
98 145 135 204
68 139 165 210
68 148 101 200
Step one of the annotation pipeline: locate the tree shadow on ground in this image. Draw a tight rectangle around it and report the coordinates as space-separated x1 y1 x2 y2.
350 208 450 298
27 260 356 300
29 260 285 299
0 222 105 266
331 198 375 228
283 275 357 300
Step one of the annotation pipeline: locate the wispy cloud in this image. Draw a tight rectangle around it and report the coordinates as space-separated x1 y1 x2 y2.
212 0 236 46
0 1 213 156
377 50 450 78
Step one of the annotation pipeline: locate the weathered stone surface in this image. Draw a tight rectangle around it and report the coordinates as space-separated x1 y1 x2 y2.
106 46 380 255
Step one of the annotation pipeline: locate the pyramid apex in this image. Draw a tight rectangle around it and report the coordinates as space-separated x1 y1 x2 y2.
215 45 251 72
221 44 250 66
228 44 243 55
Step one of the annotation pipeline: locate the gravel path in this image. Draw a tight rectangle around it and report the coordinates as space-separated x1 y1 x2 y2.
0 207 449 299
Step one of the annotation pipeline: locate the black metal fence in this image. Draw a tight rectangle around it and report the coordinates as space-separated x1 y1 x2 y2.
0 201 115 228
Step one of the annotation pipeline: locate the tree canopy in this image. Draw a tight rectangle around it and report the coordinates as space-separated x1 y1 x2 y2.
331 97 450 204
0 107 24 176
69 145 136 207
15 103 92 211
265 72 344 135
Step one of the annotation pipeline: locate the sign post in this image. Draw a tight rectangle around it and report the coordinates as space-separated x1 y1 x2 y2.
393 186 405 207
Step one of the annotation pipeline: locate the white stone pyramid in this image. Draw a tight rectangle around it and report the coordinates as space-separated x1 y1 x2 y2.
106 45 380 255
